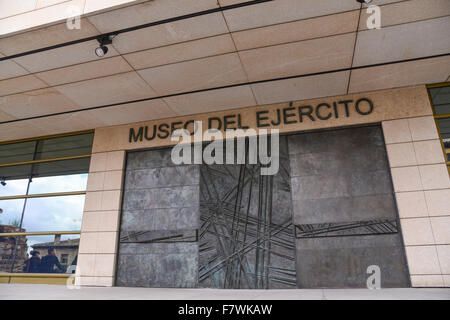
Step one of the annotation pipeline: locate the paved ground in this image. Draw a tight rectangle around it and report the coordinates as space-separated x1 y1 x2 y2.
0 284 449 300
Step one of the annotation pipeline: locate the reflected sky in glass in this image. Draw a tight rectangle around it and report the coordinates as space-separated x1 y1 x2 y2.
0 174 87 232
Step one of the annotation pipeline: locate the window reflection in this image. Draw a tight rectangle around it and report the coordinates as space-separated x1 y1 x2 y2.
21 195 85 232
28 174 88 194
0 178 28 197
0 199 25 231
0 235 79 274
0 141 36 165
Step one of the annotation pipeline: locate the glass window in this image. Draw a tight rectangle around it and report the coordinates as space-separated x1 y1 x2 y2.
0 234 80 274
428 85 450 169
0 178 28 197
21 195 85 232
0 141 36 165
429 86 450 115
0 132 92 276
28 173 88 194
35 133 94 160
0 200 25 231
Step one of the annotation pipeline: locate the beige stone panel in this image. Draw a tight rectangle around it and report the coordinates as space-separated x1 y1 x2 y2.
408 116 440 141
443 275 450 287
222 0 359 32
251 71 349 105
419 164 450 190
79 232 117 254
232 10 359 51
382 119 412 144
349 55 450 94
353 17 450 67
123 34 236 70
0 0 36 19
36 0 70 9
0 110 17 122
400 218 435 246
25 111 107 136
76 276 114 287
92 86 432 153
84 0 141 14
87 0 218 33
96 232 118 254
362 0 406 6
138 53 247 96
414 140 447 165
386 143 417 167
163 85 256 116
0 18 100 56
0 0 86 37
89 152 108 172
93 254 116 277
359 0 450 31
239 33 356 82
101 190 122 211
0 59 29 81
405 246 442 275
425 189 450 217
218 0 249 5
55 71 156 107
0 75 48 97
87 99 176 127
0 87 81 118
81 211 120 233
76 254 96 277
0 121 46 143
106 151 125 171
78 232 97 254
86 172 105 192
395 191 428 219
437 245 450 274
410 275 445 287
430 217 450 245
13 40 120 74
110 13 228 54
35 56 133 86
391 166 422 192
103 170 123 191
83 191 102 212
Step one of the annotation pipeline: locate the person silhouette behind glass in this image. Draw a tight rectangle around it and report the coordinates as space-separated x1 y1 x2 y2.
40 247 63 273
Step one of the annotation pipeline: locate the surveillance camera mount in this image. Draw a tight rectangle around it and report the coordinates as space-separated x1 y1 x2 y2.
96 34 115 46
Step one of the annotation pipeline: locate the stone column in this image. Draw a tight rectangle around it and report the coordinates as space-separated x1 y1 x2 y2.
383 116 450 287
76 150 125 286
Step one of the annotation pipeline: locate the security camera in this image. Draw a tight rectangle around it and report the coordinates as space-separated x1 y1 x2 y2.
95 45 108 57
95 34 115 57
357 0 373 3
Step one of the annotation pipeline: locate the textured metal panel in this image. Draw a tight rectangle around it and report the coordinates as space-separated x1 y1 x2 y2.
198 137 297 289
289 126 410 288
116 149 200 288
